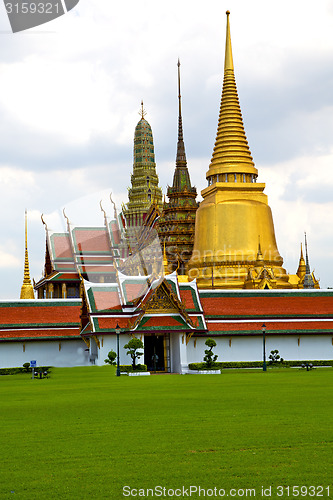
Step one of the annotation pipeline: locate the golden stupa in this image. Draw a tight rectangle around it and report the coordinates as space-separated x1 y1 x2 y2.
20 210 35 299
188 11 291 289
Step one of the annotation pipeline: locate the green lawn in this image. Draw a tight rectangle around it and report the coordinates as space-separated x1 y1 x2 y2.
0 367 332 499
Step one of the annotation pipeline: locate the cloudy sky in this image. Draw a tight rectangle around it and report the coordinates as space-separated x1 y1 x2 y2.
1 0 333 299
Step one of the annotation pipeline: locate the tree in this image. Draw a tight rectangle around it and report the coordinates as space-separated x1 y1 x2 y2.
104 350 117 366
268 349 284 365
124 338 144 370
22 362 30 372
203 338 218 368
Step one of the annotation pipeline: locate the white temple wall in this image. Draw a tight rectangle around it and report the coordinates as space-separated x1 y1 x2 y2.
186 335 333 364
170 333 181 373
0 340 90 369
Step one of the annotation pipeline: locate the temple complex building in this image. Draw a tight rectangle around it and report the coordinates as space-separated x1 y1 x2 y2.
2 11 331 372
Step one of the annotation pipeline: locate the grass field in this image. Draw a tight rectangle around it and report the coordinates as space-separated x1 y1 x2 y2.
0 367 332 499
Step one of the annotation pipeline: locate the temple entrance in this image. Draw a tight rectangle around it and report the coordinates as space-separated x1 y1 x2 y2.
144 335 166 372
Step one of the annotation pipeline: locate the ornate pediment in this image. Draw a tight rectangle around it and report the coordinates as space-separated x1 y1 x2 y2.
129 279 195 331
146 282 179 313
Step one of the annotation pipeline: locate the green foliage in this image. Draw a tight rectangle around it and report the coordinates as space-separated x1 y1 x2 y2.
104 350 117 365
0 366 52 376
188 360 333 370
119 364 147 373
203 338 218 368
0 366 332 497
269 349 284 365
124 337 144 369
22 362 31 372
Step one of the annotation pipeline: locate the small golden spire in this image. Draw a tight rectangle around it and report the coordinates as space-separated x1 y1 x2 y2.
296 242 306 280
20 210 34 299
256 235 263 262
139 100 147 119
224 11 234 71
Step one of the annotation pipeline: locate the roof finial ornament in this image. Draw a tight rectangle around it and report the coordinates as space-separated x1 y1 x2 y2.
110 192 118 219
139 100 147 119
100 200 106 219
41 213 48 230
63 208 71 229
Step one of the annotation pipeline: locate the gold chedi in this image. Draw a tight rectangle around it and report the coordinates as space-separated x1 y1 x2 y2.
188 11 291 289
20 210 35 299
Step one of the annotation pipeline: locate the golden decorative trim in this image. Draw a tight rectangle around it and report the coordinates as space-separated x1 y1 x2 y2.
82 337 90 348
92 335 100 349
186 332 193 345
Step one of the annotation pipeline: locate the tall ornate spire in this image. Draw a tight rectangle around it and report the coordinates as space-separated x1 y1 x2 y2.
207 10 257 184
175 59 186 167
303 233 315 289
172 59 192 190
20 210 34 299
188 11 291 289
158 60 198 275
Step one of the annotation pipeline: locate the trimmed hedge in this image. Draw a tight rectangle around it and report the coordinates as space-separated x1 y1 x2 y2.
119 364 148 373
188 360 333 370
0 366 52 376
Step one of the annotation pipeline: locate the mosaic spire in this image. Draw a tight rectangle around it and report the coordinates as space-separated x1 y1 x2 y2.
123 103 163 232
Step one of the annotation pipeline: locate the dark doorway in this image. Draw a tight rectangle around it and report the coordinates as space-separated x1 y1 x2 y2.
144 335 165 371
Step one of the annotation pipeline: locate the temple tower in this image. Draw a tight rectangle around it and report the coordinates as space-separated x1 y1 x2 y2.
188 11 291 289
123 102 163 241
158 61 198 275
20 210 34 299
297 233 319 289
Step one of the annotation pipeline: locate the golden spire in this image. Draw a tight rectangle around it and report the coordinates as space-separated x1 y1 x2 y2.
296 243 306 279
224 11 234 71
207 10 257 181
256 235 264 263
20 210 34 299
139 100 147 119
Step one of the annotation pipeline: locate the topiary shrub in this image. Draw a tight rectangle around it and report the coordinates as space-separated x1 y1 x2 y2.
268 349 284 365
104 350 117 366
203 338 218 368
124 338 144 370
